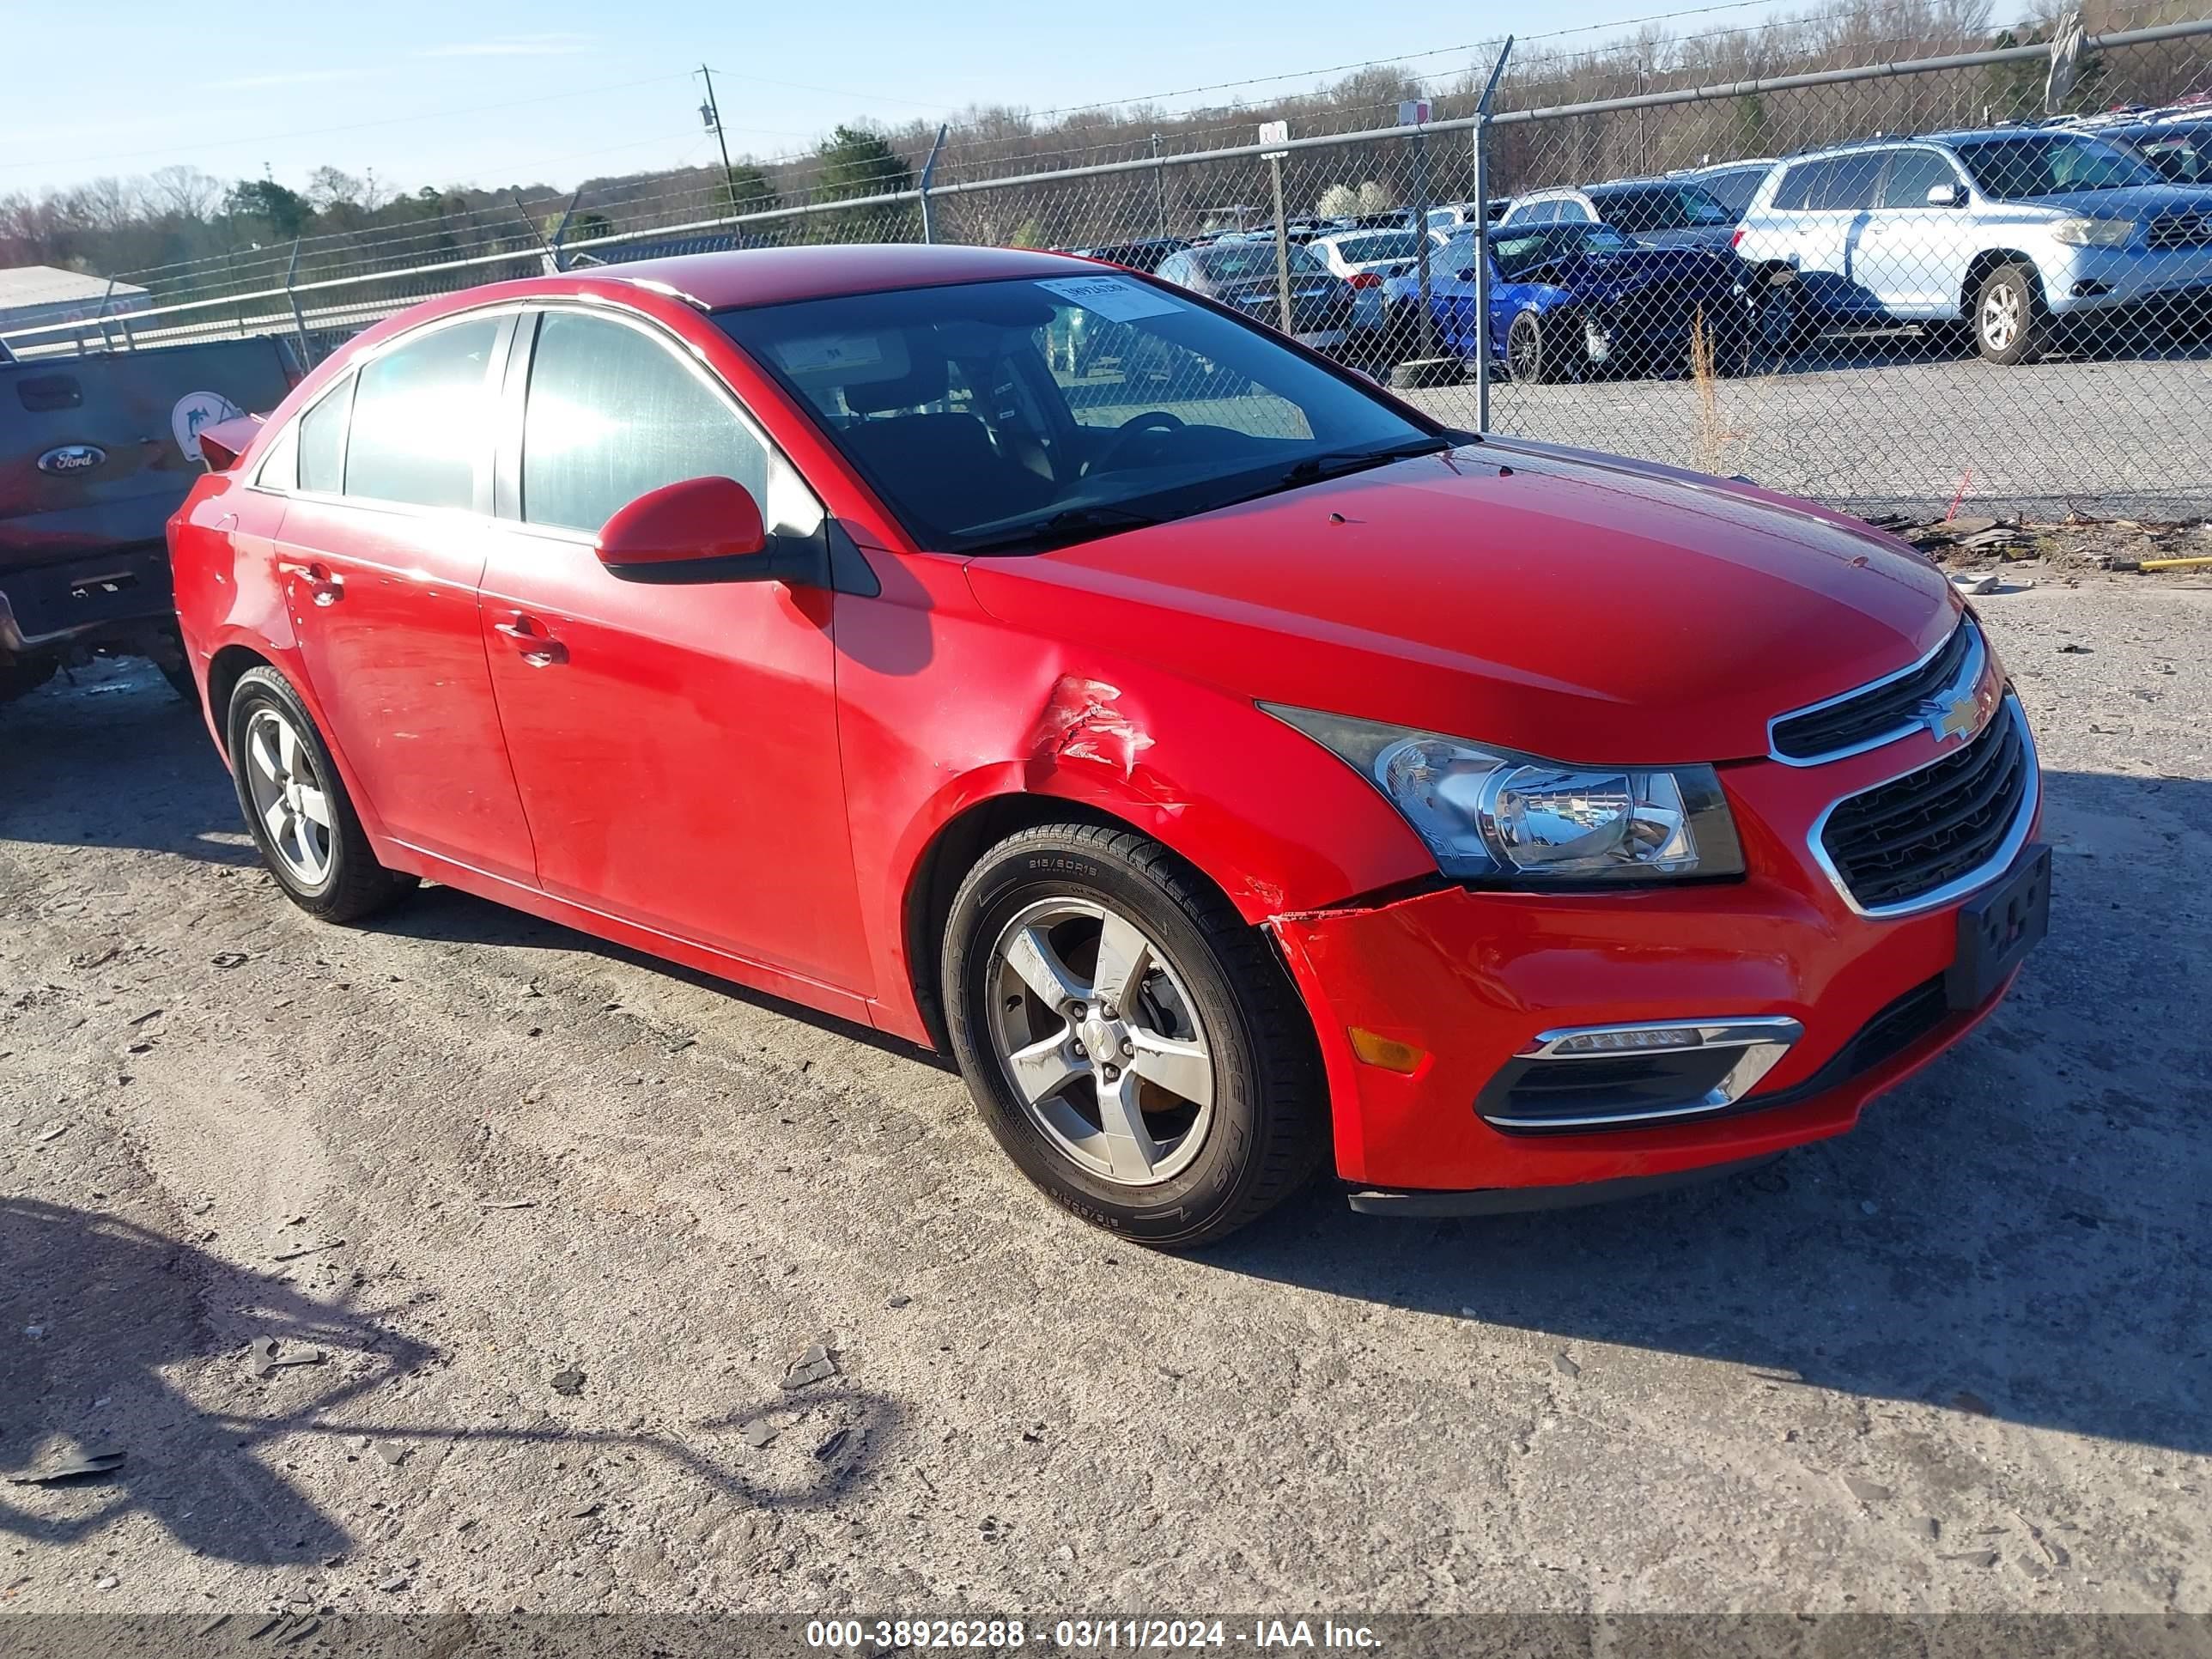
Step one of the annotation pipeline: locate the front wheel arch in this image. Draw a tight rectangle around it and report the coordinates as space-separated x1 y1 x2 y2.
905 793 1212 1054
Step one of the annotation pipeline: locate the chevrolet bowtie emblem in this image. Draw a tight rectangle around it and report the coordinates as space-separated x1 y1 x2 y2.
1923 691 1980 744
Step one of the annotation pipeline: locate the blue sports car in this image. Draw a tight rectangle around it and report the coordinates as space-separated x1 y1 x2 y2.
1381 222 1753 381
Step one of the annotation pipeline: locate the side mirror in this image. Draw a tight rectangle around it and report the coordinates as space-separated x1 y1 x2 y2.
1925 183 1962 207
595 476 768 578
1457 268 1479 283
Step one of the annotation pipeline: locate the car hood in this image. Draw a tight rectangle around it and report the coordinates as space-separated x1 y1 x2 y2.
2014 184 2212 218
1544 247 1739 296
1626 226 1740 250
962 441 1959 766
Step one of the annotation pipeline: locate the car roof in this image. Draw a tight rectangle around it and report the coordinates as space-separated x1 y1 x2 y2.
2103 117 2212 135
551 243 1082 311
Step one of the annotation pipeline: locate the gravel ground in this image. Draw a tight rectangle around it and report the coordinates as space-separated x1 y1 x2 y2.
1 578 2208 1620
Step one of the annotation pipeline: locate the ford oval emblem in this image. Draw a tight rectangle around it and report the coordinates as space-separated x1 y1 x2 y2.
36 443 106 475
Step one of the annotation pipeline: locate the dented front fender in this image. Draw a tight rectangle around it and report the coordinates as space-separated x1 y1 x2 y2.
830 555 1432 1043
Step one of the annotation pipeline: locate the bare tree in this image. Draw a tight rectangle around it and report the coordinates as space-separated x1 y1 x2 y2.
145 166 225 222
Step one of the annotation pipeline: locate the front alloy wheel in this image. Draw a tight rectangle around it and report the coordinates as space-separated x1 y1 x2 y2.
988 898 1215 1186
1506 311 1550 383
1975 264 2045 366
942 823 1326 1248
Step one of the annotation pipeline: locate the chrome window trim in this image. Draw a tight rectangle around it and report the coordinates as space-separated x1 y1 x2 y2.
1807 693 2039 921
1765 614 1984 767
1483 1015 1803 1130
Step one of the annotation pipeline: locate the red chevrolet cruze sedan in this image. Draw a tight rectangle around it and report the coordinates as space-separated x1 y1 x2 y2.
167 245 2047 1247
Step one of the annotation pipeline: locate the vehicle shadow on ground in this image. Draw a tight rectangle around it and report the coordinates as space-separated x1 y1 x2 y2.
0 1198 899 1563
1211 768 2212 1459
0 662 256 867
380 884 956 1073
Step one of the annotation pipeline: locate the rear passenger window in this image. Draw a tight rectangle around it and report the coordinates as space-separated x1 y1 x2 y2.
1880 149 1962 207
520 310 769 536
297 377 349 495
1814 153 1885 211
1771 160 1832 211
345 319 502 511
256 421 300 491
1554 199 1593 223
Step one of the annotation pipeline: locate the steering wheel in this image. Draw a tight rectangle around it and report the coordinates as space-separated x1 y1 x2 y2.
1091 410 1186 473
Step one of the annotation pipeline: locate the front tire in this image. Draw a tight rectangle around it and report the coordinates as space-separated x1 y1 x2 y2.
941 823 1327 1249
226 665 416 923
1505 310 1556 383
1974 263 2046 365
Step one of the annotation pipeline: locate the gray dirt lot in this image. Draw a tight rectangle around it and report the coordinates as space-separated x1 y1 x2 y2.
1 578 2208 1619
1407 349 2212 522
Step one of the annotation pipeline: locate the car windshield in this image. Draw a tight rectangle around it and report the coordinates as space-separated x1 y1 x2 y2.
1589 184 1735 230
1193 242 1325 281
1490 223 1634 277
715 276 1447 555
2117 125 2212 184
1951 132 2165 198
1327 230 1423 264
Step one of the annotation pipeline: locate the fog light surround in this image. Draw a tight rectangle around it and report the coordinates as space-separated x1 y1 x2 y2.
1481 1016 1805 1131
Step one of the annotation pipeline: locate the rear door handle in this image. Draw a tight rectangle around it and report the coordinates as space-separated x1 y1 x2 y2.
278 559 343 605
494 612 566 667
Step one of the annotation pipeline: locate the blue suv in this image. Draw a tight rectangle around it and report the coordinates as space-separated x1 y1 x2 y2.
1731 129 2212 364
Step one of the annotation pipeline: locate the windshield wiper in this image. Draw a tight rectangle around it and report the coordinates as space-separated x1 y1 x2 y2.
954 504 1162 556
1276 435 1455 490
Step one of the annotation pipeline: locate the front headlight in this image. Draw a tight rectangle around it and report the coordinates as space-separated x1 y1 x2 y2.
2051 216 2135 248
1265 705 1744 884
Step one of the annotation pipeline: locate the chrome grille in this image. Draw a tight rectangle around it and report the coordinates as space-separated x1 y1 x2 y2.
1815 698 2033 914
1770 618 1981 765
2147 211 2212 251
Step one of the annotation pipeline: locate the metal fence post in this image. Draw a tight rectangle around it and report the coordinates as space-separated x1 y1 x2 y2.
1473 36 1515 434
283 239 313 368
919 123 950 245
1412 123 1435 361
1151 132 1167 236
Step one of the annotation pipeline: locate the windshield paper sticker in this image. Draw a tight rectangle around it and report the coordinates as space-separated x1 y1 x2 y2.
1037 276 1182 322
774 332 888 374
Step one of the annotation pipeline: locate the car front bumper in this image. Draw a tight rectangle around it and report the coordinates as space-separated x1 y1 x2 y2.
2042 240 2212 313
1266 718 2043 1202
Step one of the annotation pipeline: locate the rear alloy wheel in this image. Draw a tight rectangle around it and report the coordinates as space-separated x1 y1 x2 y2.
226 666 416 923
942 823 1327 1249
1506 311 1553 383
1974 263 2046 366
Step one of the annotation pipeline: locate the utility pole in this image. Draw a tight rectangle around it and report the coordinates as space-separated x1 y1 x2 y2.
698 65 737 217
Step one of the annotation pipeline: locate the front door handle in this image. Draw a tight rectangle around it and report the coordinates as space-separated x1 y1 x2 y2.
494 612 567 667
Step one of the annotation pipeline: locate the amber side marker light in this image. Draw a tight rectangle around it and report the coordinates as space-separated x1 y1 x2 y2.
1348 1027 1427 1074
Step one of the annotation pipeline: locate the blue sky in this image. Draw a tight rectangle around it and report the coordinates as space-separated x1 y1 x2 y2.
4 0 1793 199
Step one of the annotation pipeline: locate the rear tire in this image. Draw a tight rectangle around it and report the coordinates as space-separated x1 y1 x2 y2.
226 665 416 924
1973 262 2046 366
941 823 1327 1249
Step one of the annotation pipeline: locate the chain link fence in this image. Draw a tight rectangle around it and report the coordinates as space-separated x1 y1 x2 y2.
8 11 2211 518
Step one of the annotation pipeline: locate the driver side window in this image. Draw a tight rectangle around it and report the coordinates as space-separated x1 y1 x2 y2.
520 309 769 535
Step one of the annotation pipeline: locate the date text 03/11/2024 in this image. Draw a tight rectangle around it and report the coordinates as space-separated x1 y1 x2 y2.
803 1619 1382 1649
